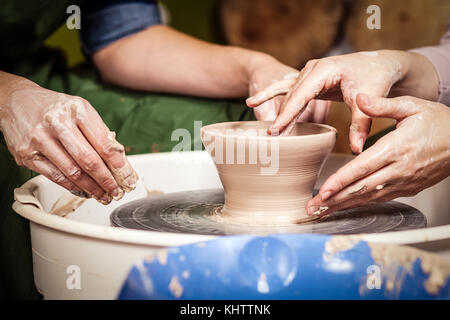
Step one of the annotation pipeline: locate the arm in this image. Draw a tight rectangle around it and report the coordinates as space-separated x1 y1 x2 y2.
93 25 272 98
92 24 330 122
83 0 328 120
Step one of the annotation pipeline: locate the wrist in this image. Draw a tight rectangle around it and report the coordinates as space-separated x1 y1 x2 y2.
231 47 276 84
0 72 38 109
389 51 440 100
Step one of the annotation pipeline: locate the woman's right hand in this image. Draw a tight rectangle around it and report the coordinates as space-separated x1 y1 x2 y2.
0 74 138 204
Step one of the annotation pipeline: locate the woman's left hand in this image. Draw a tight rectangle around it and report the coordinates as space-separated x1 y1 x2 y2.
306 93 450 217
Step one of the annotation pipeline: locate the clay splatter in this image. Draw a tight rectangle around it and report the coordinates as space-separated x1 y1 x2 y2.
169 276 183 298
323 235 362 261
257 273 269 294
369 243 450 295
156 249 168 266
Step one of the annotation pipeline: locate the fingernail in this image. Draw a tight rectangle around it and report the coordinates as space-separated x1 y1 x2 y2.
357 138 364 152
121 173 138 193
112 188 124 201
307 206 329 216
268 126 279 136
321 191 332 201
112 188 120 197
99 193 112 205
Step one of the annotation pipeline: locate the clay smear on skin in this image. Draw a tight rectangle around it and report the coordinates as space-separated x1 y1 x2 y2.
3 87 138 204
324 236 450 295
106 131 139 194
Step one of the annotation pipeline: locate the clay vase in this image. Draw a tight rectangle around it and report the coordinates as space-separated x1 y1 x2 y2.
201 121 337 225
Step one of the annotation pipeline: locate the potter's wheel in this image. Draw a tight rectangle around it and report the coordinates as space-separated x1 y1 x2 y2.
110 189 426 235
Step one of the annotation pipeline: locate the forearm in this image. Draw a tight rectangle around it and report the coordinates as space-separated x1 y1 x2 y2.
93 25 269 98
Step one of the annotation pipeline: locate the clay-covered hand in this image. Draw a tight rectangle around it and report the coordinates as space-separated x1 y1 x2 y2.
306 93 450 217
246 50 439 152
0 79 138 204
246 56 330 125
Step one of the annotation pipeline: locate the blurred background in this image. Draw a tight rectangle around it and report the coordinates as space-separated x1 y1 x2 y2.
45 0 450 154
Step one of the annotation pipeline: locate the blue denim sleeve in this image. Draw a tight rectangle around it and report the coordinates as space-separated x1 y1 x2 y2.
80 0 161 56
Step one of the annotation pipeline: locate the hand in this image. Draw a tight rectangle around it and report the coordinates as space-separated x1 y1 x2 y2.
306 93 450 217
0 78 138 204
246 50 439 152
245 55 330 125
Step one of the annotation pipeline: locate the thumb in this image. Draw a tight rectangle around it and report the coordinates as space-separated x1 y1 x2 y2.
356 93 420 120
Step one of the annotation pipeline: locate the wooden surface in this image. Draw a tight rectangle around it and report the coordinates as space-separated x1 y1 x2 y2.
220 0 343 68
347 0 450 51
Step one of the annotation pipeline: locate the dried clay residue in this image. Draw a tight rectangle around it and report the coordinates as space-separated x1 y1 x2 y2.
324 236 450 296
323 235 363 261
145 248 168 266
141 177 164 197
50 194 87 217
146 189 164 197
369 243 450 295
169 276 183 298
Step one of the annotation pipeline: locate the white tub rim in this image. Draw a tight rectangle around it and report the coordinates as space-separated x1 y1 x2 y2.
12 153 450 247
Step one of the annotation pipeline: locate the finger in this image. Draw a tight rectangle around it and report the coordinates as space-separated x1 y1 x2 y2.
312 100 331 124
44 114 120 197
310 185 409 217
253 97 283 121
22 154 79 192
33 132 108 201
306 189 390 217
269 62 336 135
314 138 395 203
307 164 395 213
246 79 296 107
297 100 315 122
73 101 138 193
349 108 372 154
356 93 420 120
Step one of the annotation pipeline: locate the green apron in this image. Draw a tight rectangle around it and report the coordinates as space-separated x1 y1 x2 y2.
0 1 253 299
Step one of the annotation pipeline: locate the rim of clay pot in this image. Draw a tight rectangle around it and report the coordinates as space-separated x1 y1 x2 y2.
201 121 337 140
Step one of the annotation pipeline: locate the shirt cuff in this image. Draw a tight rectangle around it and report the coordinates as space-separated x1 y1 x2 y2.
410 44 450 106
80 1 161 56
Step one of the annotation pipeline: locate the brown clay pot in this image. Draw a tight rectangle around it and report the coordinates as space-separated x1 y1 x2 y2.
201 121 337 225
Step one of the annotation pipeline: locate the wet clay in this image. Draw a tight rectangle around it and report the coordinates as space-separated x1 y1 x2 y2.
49 193 87 217
201 121 336 225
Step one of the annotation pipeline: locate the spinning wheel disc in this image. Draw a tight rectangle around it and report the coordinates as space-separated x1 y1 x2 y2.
110 189 426 235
